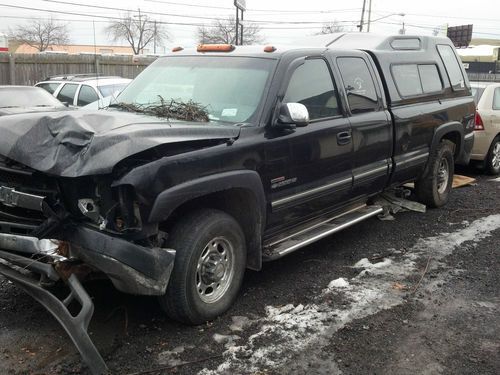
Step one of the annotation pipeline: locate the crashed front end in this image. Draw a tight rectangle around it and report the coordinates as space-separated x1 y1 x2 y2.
0 155 175 374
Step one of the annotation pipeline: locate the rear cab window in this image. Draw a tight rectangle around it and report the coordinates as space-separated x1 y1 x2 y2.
391 64 443 97
437 44 466 91
337 57 379 113
283 58 341 120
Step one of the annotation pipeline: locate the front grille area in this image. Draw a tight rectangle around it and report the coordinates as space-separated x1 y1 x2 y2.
0 156 60 228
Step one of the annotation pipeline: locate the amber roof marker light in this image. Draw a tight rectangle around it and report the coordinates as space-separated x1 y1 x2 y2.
264 45 277 53
171 46 184 52
197 44 236 52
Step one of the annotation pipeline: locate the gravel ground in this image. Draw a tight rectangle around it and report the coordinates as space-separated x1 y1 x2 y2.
0 167 499 375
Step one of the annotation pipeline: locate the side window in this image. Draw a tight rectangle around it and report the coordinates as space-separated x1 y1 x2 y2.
392 65 422 96
337 57 379 113
37 82 61 94
77 85 99 106
418 65 443 93
392 64 443 97
493 88 500 110
437 44 465 91
56 84 78 104
283 59 340 120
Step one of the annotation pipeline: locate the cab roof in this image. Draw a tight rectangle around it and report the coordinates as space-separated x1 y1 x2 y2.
165 33 455 59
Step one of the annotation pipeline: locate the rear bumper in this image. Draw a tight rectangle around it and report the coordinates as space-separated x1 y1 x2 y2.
457 131 474 165
470 130 494 161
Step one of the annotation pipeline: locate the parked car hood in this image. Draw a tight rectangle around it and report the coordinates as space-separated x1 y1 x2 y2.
0 106 69 116
0 110 241 177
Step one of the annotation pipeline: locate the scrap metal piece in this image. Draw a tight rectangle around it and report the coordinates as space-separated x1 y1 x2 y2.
0 266 108 375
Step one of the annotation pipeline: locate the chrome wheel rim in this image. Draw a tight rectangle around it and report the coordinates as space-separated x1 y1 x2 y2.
492 142 500 169
195 236 235 304
437 157 450 194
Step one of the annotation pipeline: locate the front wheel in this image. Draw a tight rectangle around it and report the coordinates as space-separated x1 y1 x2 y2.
159 209 246 325
415 140 455 208
485 136 500 175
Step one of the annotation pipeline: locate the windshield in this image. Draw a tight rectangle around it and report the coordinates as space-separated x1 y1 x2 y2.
98 83 129 98
116 56 275 123
0 87 64 108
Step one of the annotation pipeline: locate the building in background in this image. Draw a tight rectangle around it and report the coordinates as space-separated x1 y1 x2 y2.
0 34 8 52
457 38 500 75
13 43 135 55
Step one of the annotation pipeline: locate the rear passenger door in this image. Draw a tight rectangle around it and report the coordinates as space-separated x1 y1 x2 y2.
335 54 392 197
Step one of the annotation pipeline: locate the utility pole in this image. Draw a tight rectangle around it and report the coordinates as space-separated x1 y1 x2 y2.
153 20 157 54
358 0 367 32
240 9 244 45
367 0 372 32
234 0 246 45
235 7 239 45
137 8 142 54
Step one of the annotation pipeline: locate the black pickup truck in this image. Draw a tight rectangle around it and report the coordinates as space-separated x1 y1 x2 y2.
0 34 474 373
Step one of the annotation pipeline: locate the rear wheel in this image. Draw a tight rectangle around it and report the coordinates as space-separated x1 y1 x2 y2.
415 140 455 208
485 136 500 175
159 209 246 325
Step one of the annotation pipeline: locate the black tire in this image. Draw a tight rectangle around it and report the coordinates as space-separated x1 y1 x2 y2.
159 209 246 325
415 140 455 208
485 136 500 175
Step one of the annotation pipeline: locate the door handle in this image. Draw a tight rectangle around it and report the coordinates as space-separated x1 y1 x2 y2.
337 131 352 145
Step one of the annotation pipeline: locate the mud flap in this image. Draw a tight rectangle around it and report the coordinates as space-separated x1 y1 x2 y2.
0 264 108 375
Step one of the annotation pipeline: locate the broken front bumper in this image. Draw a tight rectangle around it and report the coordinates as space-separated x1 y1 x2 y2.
0 187 175 374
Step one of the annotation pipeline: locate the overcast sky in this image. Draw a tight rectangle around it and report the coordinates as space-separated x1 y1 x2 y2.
1 0 499 51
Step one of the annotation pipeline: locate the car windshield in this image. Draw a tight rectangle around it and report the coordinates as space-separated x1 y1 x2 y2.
470 87 486 104
98 83 129 97
0 87 64 108
116 56 275 124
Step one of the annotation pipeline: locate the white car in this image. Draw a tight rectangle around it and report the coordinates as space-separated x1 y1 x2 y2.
35 75 131 107
470 81 500 174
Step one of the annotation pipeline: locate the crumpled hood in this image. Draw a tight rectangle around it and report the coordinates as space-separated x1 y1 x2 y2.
0 110 240 177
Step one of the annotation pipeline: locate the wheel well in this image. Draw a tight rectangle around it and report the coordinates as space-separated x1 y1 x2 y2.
161 188 264 271
440 131 461 159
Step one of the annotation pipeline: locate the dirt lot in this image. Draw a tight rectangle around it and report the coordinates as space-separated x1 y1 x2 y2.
1 168 499 375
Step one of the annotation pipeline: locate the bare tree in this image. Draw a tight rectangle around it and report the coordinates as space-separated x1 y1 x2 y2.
106 12 168 55
316 21 348 35
8 18 69 52
197 18 263 45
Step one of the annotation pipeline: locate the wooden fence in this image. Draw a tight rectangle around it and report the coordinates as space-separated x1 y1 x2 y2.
467 72 500 82
0 53 157 85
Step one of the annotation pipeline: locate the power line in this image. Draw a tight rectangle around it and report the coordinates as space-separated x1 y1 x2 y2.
144 0 361 14
376 9 500 23
0 6 356 30
34 0 357 25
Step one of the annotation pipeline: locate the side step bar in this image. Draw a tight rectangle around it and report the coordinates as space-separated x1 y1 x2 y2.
263 205 383 261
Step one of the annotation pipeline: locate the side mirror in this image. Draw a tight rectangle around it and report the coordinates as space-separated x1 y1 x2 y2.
276 103 309 128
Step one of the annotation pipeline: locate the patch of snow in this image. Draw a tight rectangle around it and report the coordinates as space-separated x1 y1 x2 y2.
229 316 252 332
199 214 500 375
327 278 350 289
213 333 241 346
490 176 500 182
157 346 186 366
